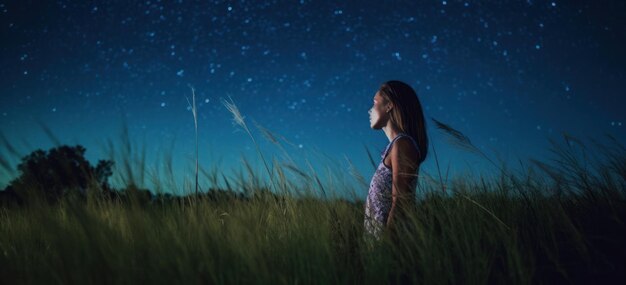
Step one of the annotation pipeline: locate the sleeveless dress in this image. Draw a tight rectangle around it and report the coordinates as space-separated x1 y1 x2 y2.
364 133 420 238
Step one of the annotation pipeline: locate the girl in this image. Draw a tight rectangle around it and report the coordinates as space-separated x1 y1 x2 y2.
365 80 429 239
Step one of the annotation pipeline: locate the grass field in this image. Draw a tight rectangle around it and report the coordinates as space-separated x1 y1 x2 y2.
0 98 624 284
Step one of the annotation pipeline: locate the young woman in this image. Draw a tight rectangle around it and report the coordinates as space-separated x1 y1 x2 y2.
365 80 428 239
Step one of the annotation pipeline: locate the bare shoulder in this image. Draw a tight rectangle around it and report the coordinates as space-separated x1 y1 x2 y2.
392 136 418 157
389 136 419 168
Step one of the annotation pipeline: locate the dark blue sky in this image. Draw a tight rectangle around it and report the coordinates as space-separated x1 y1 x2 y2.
1 0 625 196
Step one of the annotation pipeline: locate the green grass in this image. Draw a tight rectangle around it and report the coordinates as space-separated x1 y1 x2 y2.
0 99 625 284
1 173 624 284
1 135 625 284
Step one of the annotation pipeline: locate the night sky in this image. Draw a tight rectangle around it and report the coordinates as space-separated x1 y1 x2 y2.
1 0 625 196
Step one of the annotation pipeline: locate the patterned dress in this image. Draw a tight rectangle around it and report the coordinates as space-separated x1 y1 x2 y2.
364 133 420 238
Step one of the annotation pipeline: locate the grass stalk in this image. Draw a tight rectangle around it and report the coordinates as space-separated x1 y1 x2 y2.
185 87 200 196
221 96 276 194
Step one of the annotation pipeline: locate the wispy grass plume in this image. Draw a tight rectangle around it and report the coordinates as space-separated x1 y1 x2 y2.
430 117 511 231
0 131 21 160
363 143 377 172
431 118 494 164
0 132 17 176
185 86 200 196
36 118 62 146
221 96 276 194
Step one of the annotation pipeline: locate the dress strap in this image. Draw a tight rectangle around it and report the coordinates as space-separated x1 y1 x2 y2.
382 133 421 160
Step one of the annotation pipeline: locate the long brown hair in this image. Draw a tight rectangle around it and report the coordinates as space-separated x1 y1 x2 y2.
378 80 428 164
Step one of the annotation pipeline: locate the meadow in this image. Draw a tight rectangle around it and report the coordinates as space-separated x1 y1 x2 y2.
0 97 624 284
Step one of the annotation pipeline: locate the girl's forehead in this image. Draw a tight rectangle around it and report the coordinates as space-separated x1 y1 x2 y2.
373 92 385 102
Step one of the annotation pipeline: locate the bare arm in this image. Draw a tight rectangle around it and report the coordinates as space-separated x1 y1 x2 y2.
386 137 419 231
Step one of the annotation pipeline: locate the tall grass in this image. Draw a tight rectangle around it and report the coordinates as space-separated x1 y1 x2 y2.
186 86 199 195
0 101 625 284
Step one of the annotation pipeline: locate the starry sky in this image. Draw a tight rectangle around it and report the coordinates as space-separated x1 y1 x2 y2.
1 0 625 196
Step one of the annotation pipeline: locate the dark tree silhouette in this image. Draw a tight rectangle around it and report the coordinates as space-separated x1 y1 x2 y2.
3 145 114 203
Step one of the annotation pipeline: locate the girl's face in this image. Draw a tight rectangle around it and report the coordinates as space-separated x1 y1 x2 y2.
368 92 391 129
